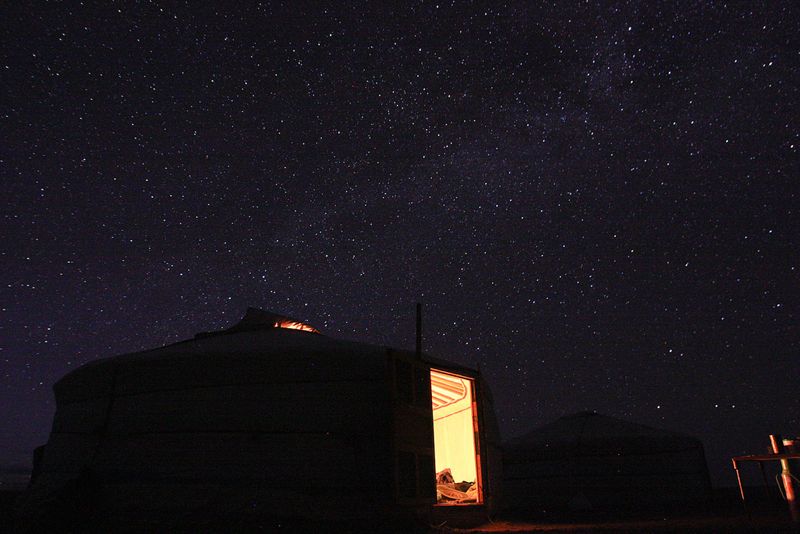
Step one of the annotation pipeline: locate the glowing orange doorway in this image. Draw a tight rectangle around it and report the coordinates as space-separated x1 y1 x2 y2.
430 369 483 504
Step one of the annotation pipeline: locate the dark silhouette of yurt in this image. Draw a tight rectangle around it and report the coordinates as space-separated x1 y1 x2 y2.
17 309 501 530
503 412 710 514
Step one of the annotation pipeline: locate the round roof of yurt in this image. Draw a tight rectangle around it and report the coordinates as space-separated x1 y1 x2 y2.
16 309 426 530
503 412 711 513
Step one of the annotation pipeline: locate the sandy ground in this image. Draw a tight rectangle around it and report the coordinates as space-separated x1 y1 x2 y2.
3 488 798 533
436 500 799 533
439 515 798 533
432 488 800 533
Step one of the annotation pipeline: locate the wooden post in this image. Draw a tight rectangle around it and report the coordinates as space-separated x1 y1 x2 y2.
732 458 751 518
770 434 799 522
733 459 745 501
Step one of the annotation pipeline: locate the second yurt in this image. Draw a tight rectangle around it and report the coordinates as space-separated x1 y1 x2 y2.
503 412 710 513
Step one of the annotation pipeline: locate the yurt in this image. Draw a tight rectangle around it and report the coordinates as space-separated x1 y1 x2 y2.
17 309 501 530
503 412 710 513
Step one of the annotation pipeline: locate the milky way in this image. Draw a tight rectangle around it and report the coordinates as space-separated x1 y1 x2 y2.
2 2 798 486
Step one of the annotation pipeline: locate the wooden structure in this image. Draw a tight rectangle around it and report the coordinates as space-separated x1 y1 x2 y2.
17 309 501 529
732 453 800 500
732 436 799 522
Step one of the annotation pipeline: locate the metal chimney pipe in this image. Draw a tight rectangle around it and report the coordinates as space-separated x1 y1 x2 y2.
416 302 422 358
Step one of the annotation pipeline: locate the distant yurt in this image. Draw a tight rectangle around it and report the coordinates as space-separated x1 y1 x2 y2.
18 309 502 530
503 412 710 513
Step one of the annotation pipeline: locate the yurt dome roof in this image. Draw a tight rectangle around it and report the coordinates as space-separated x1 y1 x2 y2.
50 309 353 393
195 307 321 338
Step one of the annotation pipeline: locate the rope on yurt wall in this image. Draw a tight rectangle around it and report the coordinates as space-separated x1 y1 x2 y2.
776 473 800 501
88 362 120 466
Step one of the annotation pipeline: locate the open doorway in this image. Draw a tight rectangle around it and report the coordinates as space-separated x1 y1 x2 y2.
430 369 482 504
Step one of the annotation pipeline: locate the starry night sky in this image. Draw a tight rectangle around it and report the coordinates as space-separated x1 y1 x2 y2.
2 2 798 487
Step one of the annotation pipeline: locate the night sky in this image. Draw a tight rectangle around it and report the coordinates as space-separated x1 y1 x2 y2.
2 2 798 488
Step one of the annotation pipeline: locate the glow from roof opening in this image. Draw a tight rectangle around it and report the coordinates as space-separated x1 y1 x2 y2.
273 320 320 334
